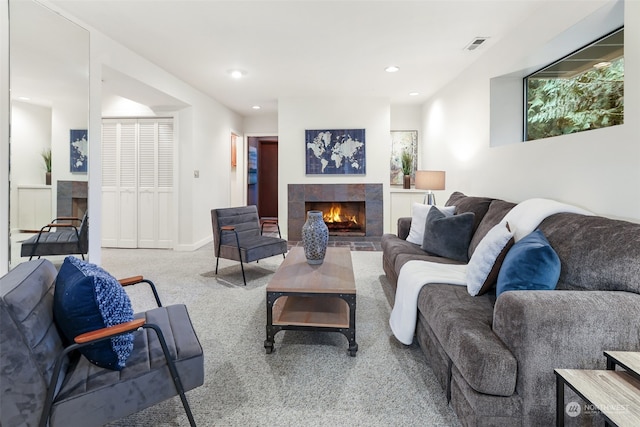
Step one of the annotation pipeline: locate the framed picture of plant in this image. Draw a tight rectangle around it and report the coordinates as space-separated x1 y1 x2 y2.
70 129 88 173
390 130 417 185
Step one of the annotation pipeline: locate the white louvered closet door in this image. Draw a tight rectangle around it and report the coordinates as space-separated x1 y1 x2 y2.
137 119 173 248
101 118 173 249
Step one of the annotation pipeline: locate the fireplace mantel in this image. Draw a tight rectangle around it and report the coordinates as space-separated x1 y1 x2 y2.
288 184 383 241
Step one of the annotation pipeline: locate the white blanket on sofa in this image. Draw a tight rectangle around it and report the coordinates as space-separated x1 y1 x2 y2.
389 261 467 345
389 198 592 345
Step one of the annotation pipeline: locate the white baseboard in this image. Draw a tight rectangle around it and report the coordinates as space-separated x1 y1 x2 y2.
175 236 212 252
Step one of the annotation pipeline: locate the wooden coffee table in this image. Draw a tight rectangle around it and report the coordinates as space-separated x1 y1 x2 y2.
264 247 357 356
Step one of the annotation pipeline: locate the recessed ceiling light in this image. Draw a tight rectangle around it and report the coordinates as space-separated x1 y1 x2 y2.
252 105 261 110
229 70 245 79
385 66 400 73
409 92 419 96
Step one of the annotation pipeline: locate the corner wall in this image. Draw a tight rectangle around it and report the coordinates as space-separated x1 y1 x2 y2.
421 0 639 222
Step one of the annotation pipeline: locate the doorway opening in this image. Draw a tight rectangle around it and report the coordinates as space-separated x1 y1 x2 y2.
247 136 278 219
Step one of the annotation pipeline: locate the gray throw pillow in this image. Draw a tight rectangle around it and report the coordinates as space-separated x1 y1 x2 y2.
421 206 475 262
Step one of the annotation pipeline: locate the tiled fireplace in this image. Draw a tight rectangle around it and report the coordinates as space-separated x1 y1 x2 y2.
288 184 383 241
57 181 88 219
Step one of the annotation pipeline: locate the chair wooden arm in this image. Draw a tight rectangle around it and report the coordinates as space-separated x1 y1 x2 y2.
260 217 282 238
221 225 236 231
51 216 81 223
74 318 146 344
45 223 76 228
119 275 145 286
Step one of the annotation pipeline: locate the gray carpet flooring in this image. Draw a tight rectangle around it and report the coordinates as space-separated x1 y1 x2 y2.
102 244 460 427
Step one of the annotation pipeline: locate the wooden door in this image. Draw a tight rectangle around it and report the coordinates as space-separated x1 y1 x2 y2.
258 140 278 218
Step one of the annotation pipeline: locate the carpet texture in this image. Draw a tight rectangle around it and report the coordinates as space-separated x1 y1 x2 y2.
101 244 460 426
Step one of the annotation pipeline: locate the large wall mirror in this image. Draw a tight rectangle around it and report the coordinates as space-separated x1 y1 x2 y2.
9 0 89 268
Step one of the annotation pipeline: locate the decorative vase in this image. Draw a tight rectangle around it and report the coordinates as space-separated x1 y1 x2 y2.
403 175 411 189
302 210 329 265
45 172 51 186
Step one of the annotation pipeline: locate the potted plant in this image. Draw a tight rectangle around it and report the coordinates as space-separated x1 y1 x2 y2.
401 149 413 189
41 148 52 185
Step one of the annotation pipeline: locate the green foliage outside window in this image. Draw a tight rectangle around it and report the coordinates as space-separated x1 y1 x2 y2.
526 57 624 140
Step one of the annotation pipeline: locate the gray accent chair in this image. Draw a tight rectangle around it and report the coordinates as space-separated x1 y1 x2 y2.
211 205 288 285
20 213 89 260
0 259 204 427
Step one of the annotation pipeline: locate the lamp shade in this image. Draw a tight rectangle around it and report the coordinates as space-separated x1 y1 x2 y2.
415 170 446 190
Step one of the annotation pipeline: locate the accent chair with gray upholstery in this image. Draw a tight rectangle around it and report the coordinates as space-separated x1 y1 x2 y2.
211 205 288 285
0 259 204 427
20 213 89 260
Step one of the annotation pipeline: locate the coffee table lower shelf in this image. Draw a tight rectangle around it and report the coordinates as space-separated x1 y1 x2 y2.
264 291 357 356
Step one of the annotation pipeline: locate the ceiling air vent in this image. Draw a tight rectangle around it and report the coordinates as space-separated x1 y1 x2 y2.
465 37 488 51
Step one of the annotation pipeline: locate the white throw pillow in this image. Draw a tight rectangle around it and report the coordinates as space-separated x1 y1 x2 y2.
466 222 514 296
406 203 455 245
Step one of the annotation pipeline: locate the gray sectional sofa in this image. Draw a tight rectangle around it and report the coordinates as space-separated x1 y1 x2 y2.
381 191 640 426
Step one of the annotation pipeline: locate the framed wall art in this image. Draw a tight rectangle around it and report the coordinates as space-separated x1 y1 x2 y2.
390 130 417 185
305 128 365 175
70 129 88 173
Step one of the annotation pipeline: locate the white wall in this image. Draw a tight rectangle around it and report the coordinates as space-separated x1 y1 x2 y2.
421 0 640 222
84 25 243 257
9 102 51 230
278 97 391 238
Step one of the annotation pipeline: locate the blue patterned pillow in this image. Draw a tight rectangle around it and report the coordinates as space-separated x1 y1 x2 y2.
496 229 561 298
54 256 134 370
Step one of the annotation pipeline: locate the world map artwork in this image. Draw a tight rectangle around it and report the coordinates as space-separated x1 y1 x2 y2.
70 129 88 173
305 129 366 175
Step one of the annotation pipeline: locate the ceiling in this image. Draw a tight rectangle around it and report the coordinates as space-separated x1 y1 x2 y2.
47 0 551 117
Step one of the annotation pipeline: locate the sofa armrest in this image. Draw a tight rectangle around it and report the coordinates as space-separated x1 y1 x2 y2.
493 290 640 419
397 217 412 240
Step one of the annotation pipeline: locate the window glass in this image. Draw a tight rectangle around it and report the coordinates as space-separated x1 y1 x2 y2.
525 28 624 141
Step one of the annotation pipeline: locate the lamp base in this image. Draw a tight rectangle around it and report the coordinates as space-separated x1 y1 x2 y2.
423 191 436 205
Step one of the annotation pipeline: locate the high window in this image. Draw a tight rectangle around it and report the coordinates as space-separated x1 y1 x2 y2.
525 28 624 141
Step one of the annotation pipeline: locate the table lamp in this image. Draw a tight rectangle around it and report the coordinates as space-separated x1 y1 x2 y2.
415 170 446 205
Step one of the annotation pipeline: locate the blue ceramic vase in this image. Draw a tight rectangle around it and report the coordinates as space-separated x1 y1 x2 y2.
302 210 329 265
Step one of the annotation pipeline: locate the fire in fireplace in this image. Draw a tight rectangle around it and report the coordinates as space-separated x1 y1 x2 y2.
305 201 365 236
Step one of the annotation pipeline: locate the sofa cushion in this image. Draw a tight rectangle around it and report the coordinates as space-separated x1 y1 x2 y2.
445 192 494 236
468 199 516 257
417 284 517 396
54 257 134 370
467 222 515 296
421 207 475 262
496 230 560 298
406 203 455 245
539 213 640 293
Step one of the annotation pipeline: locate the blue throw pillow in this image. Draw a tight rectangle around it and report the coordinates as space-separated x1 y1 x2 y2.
421 206 475 262
496 229 561 298
54 256 134 370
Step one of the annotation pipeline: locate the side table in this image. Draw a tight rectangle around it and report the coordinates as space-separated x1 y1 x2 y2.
555 351 640 426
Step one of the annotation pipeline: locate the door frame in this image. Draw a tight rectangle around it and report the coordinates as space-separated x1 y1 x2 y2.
244 132 278 212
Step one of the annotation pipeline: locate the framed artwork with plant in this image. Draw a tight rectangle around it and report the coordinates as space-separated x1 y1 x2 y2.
41 148 52 185
390 130 417 185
